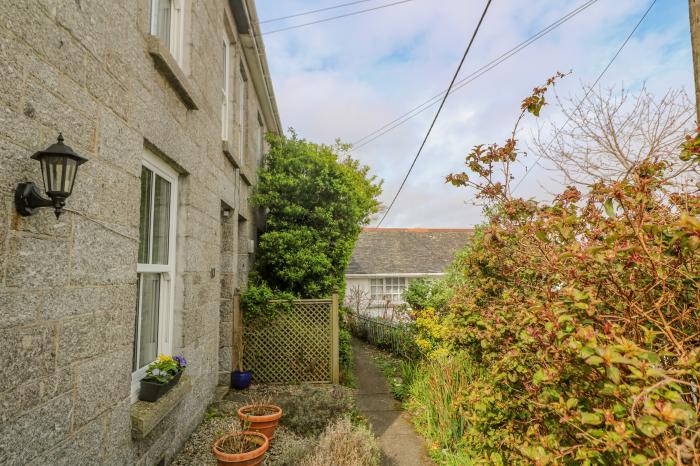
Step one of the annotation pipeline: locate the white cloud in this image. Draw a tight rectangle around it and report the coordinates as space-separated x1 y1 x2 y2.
257 0 695 227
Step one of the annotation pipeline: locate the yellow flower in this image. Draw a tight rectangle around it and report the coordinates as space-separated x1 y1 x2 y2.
429 347 450 360
416 338 432 350
158 354 173 362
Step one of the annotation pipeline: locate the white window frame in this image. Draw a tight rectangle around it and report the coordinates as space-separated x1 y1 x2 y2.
370 277 408 303
150 0 185 64
131 151 178 402
222 36 230 141
238 64 248 158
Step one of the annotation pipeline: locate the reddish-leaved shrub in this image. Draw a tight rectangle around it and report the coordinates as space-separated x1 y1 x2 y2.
414 75 700 465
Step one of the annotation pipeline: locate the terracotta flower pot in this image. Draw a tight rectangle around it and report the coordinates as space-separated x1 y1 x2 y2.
212 431 268 466
237 404 283 440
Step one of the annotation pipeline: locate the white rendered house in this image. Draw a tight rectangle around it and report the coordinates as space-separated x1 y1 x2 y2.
345 228 472 318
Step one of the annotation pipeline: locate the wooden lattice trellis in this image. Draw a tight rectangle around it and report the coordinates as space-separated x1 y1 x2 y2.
233 296 339 384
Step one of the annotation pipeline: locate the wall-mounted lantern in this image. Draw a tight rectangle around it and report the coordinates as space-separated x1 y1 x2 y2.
15 134 88 219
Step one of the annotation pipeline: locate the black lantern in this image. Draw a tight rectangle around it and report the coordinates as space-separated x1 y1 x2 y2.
15 134 88 219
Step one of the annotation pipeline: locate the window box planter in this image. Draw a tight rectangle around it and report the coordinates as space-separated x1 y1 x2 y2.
139 370 183 402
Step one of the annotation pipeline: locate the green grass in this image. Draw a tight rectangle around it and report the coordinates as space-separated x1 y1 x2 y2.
341 364 358 388
406 353 485 465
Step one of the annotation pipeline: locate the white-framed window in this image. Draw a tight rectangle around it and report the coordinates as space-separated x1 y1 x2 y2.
370 277 408 303
238 64 248 158
151 0 185 64
132 151 178 401
221 37 230 141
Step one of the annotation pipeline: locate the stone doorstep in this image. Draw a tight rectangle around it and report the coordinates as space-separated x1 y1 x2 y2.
146 36 200 110
130 375 192 439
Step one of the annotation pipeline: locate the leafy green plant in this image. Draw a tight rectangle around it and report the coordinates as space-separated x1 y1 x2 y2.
204 405 226 421
339 327 356 387
249 131 381 301
240 280 296 325
681 127 700 164
402 277 453 313
143 354 187 384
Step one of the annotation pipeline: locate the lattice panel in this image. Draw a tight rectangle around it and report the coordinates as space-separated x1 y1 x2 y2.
243 300 333 384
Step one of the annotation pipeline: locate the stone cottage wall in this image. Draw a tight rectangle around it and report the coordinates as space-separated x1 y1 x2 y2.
0 0 274 464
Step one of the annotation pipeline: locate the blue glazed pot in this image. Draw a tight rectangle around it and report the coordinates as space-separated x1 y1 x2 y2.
231 370 253 390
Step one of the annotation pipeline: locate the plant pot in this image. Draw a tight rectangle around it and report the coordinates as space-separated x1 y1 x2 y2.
230 370 253 390
138 370 183 402
212 430 268 466
237 404 283 440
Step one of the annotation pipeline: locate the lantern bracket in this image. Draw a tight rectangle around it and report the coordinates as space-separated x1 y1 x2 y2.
15 182 59 218
14 134 86 220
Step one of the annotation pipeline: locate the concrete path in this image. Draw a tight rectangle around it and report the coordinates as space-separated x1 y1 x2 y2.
352 338 433 466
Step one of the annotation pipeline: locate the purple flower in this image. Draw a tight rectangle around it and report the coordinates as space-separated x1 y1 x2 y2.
174 355 188 368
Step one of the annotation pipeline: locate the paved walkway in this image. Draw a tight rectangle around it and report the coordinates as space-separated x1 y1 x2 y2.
352 338 433 466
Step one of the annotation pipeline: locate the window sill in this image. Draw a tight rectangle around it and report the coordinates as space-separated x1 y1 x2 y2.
130 375 192 439
222 141 253 185
147 36 200 110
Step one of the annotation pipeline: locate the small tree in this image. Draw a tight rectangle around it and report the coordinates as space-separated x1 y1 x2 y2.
250 131 382 300
345 285 372 314
532 84 697 186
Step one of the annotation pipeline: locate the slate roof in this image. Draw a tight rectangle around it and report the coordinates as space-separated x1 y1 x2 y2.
346 228 473 275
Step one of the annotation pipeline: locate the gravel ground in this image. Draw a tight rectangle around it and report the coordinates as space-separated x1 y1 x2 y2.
172 385 351 466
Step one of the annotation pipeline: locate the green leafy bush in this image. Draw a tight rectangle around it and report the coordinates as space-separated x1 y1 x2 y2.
408 75 700 464
402 277 453 313
250 131 381 300
239 281 296 324
338 327 356 387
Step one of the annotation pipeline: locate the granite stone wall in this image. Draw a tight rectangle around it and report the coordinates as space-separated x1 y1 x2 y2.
0 0 276 464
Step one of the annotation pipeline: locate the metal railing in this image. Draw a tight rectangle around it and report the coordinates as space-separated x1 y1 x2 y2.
346 311 418 359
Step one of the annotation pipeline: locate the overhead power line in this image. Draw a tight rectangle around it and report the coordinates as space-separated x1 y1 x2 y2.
511 0 658 195
262 0 417 35
259 0 377 24
376 0 493 227
352 0 599 150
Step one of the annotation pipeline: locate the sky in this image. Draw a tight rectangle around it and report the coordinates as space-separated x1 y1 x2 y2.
255 0 695 228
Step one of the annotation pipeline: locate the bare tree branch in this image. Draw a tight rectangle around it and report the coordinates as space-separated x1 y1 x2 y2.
344 285 372 314
532 84 698 186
